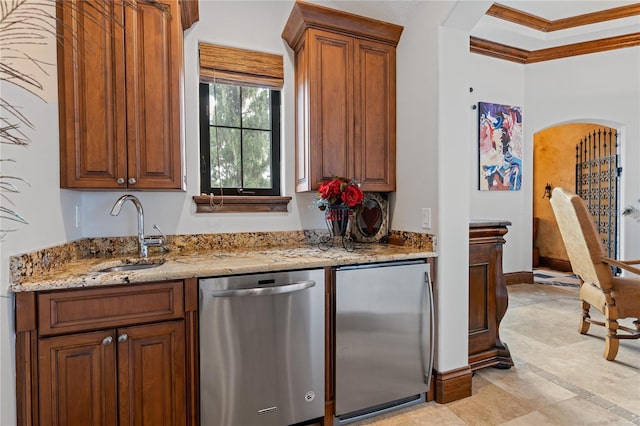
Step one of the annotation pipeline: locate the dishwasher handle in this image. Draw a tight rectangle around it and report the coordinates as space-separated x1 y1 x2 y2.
207 279 315 297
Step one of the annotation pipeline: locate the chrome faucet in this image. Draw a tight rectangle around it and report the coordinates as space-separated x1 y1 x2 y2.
110 195 167 258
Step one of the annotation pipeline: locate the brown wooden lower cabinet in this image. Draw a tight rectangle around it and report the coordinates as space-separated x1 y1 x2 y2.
468 221 514 371
39 330 118 425
118 321 186 426
16 279 198 426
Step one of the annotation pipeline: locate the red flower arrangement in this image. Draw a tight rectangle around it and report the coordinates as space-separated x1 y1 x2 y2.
317 177 364 211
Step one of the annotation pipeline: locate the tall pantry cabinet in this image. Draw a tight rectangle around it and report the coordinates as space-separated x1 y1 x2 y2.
57 0 186 190
282 1 403 192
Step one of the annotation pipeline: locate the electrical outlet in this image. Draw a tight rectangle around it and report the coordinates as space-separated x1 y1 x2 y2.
75 205 80 229
421 208 431 229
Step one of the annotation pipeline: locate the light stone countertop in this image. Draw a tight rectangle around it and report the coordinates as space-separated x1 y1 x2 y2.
10 243 437 293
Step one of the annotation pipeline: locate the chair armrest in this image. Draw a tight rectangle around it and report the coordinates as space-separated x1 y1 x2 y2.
602 257 640 276
620 259 640 265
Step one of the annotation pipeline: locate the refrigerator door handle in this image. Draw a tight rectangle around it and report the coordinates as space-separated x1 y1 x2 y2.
421 271 435 387
208 280 315 297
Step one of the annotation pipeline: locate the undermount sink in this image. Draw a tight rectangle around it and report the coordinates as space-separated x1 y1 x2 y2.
94 259 165 273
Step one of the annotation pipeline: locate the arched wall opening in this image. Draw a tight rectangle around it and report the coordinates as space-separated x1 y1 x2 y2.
533 121 620 271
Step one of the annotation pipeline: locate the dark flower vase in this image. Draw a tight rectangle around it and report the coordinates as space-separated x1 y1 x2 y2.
319 204 354 251
327 205 350 236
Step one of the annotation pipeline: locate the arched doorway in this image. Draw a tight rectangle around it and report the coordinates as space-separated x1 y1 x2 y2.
532 123 619 271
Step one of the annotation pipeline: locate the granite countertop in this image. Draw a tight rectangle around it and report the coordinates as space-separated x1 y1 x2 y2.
10 242 437 293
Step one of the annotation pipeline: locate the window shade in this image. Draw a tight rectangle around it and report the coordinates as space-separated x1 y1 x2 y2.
199 43 284 89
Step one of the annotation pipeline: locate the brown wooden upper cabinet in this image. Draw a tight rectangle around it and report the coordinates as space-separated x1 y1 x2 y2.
282 1 403 192
57 0 186 190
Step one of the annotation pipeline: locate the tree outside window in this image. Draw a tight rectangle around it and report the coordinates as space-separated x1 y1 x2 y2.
200 82 280 196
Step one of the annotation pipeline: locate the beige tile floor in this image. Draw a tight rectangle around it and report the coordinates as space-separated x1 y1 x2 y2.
351 282 640 425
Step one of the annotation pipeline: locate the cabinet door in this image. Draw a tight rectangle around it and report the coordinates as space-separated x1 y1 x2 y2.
57 0 127 189
307 29 354 189
39 330 118 426
468 244 498 355
118 320 186 426
125 0 184 189
354 39 396 191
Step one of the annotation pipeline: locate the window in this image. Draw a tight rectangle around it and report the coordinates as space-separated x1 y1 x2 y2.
199 82 280 196
194 43 290 213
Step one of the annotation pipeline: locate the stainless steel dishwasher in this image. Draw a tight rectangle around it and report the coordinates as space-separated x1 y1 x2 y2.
334 260 433 425
199 268 325 426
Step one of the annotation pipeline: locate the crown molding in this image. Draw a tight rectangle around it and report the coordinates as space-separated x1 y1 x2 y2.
473 2 640 63
486 3 640 32
526 32 640 63
282 0 404 50
485 3 548 31
469 36 528 63
470 33 640 64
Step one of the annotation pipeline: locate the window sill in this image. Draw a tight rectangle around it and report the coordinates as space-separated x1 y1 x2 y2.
192 195 292 213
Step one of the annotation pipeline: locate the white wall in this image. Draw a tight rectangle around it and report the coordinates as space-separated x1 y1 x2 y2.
0 0 82 419
525 48 640 264
393 2 444 233
467 55 527 273
0 296 16 425
393 1 473 373
436 25 473 371
466 47 640 273
1 68 74 426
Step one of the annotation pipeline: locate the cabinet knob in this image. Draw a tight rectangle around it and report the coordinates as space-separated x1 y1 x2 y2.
128 178 137 185
118 334 128 343
102 336 113 346
117 178 125 185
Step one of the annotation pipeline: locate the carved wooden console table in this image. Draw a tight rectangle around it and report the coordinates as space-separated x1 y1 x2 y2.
469 220 514 371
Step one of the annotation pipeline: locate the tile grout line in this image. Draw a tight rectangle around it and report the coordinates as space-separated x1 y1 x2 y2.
520 359 639 422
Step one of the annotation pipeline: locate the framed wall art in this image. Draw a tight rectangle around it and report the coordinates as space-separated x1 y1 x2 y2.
352 192 389 243
478 101 523 191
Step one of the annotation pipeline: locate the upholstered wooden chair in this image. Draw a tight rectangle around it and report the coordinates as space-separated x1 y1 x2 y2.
550 187 640 360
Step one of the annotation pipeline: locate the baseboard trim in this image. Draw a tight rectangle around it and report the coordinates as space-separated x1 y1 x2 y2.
434 366 473 404
505 271 533 285
539 257 573 272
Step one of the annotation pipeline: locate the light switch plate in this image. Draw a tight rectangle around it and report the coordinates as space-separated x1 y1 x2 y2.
421 208 431 229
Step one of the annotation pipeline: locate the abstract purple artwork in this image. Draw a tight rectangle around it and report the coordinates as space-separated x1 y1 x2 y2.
478 102 523 191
